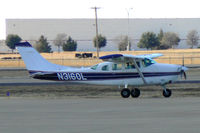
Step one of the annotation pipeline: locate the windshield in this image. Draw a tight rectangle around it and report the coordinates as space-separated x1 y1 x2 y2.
142 58 156 67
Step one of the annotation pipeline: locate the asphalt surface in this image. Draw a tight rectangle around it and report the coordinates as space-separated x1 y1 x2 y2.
0 68 200 133
0 97 200 133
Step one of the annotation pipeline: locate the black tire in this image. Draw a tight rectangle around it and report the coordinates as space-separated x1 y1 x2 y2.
131 88 140 98
121 89 130 98
163 89 172 98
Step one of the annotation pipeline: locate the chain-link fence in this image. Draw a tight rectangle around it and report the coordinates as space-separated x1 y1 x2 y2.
1 56 200 68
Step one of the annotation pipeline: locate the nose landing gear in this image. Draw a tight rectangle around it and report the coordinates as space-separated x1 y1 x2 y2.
162 85 172 98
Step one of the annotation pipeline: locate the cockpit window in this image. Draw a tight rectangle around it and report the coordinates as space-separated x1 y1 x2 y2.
125 61 140 69
125 62 135 69
136 61 140 68
142 58 156 67
102 65 109 71
91 64 98 70
112 63 122 70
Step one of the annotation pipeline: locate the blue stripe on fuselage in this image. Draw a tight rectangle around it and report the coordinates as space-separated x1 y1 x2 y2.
28 70 180 81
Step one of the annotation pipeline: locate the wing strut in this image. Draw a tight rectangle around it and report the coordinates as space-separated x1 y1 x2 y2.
133 59 147 85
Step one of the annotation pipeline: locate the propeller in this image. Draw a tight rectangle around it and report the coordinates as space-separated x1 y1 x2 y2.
180 69 187 80
179 65 188 80
179 56 187 80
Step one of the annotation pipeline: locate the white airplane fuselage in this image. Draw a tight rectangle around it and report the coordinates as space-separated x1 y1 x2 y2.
31 61 181 86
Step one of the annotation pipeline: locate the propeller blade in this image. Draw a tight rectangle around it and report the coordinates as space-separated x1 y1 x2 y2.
184 71 187 80
180 69 187 80
179 65 188 80
180 70 183 79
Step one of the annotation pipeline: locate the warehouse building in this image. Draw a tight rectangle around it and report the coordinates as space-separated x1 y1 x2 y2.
6 18 200 51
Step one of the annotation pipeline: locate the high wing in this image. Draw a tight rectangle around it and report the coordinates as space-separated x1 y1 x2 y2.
99 54 142 63
99 53 163 63
135 53 163 59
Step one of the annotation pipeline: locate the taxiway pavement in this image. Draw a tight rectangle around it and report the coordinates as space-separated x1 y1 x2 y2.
0 97 200 133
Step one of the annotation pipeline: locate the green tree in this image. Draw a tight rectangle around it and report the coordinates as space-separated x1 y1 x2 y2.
36 35 52 53
137 32 159 50
157 29 164 43
6 34 22 53
156 29 165 49
62 36 77 51
93 34 107 49
161 32 180 49
53 33 67 52
117 36 132 51
187 30 199 48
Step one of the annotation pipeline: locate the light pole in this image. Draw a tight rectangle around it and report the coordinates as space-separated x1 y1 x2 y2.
91 7 101 58
126 8 133 51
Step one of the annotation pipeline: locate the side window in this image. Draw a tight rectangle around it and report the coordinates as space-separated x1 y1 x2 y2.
136 61 140 68
91 64 98 70
125 62 135 69
112 64 122 70
102 65 109 71
125 62 140 69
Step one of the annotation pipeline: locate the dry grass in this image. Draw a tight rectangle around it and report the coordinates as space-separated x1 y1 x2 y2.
1 49 200 67
2 84 200 98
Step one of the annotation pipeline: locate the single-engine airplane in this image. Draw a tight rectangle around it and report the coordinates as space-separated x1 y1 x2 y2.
15 42 188 98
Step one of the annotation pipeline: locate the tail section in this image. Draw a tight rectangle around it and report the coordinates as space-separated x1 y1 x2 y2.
15 42 67 72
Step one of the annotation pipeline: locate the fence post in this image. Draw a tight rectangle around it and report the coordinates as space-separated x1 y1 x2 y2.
182 55 184 66
18 59 19 67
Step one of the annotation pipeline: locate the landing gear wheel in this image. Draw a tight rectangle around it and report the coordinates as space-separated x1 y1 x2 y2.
163 89 172 98
131 88 140 98
121 89 130 98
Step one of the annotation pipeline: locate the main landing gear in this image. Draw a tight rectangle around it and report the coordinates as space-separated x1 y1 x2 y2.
120 85 172 98
121 88 140 98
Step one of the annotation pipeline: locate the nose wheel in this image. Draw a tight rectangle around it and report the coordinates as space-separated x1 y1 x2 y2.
163 89 172 98
121 88 140 98
162 85 172 98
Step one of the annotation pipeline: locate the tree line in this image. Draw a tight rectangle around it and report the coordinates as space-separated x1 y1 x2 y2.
137 29 199 50
5 34 106 53
5 29 200 53
5 34 78 53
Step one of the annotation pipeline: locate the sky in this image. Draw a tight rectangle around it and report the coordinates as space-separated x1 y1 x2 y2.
1 0 200 39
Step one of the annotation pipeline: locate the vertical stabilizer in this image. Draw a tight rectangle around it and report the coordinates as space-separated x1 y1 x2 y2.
15 42 67 71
